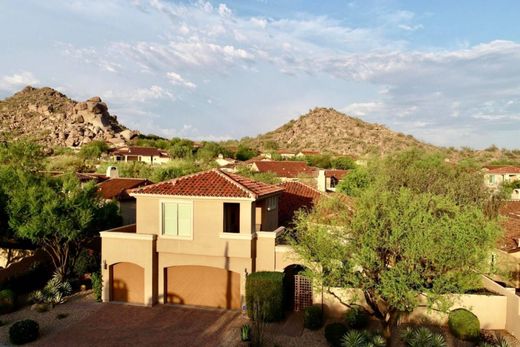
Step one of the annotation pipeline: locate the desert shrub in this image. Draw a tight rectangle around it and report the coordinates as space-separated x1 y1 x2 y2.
401 326 447 347
324 322 348 347
448 309 480 341
345 307 370 329
303 305 323 330
341 330 385 347
246 272 284 322
9 319 39 345
0 289 16 314
31 273 72 306
91 272 103 302
73 249 100 277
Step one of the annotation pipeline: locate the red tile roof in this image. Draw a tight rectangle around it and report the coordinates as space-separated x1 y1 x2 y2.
252 160 316 178
498 201 520 252
298 150 320 156
325 169 349 179
278 181 324 225
486 166 520 174
277 149 296 154
98 178 152 200
111 146 169 158
130 169 284 199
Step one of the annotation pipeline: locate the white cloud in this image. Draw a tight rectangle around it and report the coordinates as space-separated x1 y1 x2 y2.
104 85 175 103
166 72 197 89
218 3 232 17
0 71 39 91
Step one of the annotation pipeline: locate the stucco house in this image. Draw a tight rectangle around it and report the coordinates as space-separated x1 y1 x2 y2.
100 169 305 308
110 146 170 165
317 169 349 192
97 176 152 225
250 160 316 181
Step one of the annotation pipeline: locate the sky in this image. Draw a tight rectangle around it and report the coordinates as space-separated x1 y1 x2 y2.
1 0 519 149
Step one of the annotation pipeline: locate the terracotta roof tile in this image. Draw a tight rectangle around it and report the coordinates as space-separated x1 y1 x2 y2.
486 166 520 174
278 182 324 226
325 169 349 179
130 169 284 199
252 160 316 178
98 178 152 200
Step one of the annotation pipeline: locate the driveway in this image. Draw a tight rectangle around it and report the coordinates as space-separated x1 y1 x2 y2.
36 304 246 347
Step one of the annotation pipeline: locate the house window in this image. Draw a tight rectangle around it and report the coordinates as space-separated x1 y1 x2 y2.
488 175 496 184
224 203 240 233
162 202 192 238
266 197 278 211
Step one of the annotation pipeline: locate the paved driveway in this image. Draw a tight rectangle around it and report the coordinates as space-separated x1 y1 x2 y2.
36 304 246 347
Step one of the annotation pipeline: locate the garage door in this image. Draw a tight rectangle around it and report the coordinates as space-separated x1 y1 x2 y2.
111 262 144 304
165 266 240 309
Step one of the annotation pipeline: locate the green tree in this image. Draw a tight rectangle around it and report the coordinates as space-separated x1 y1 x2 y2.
235 145 258 161
7 174 121 277
331 156 356 170
336 166 371 197
292 150 502 342
79 140 109 160
0 140 44 173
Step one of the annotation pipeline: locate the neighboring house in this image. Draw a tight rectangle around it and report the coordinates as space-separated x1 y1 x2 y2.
215 154 237 167
278 181 323 226
317 169 349 192
484 166 520 189
110 146 170 165
100 169 309 309
296 150 320 158
276 149 297 159
97 174 152 225
250 160 316 181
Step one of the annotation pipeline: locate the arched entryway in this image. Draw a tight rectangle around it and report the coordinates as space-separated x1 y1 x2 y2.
110 262 144 304
164 265 241 309
283 264 312 312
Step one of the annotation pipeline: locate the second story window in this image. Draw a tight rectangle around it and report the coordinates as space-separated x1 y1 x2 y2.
162 202 192 238
224 203 240 233
266 197 278 211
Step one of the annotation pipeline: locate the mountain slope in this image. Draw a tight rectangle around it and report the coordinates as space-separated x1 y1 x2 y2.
245 107 435 156
0 86 138 148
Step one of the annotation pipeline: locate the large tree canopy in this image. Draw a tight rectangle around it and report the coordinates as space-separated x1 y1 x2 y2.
7 173 120 277
292 149 502 342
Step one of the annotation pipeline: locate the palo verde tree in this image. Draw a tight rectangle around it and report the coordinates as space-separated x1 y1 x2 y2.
291 149 502 343
7 174 121 277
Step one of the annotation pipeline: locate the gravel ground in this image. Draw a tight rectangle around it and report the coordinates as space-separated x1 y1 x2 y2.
0 290 101 346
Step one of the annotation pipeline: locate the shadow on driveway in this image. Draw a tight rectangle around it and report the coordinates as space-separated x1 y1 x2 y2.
36 304 245 347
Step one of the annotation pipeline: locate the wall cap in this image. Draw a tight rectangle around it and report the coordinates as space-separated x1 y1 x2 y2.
100 231 157 241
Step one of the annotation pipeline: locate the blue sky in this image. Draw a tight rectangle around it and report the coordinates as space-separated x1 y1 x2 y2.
1 0 519 148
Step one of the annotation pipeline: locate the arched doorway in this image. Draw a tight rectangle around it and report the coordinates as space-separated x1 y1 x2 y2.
110 262 144 304
164 265 241 309
283 264 312 312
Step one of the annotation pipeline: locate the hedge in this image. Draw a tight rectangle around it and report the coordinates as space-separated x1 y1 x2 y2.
304 305 323 330
246 271 284 322
448 308 480 341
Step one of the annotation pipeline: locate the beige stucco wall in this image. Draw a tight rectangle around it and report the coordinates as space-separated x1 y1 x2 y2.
100 232 157 306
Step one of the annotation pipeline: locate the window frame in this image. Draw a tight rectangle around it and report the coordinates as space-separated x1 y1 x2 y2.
223 202 241 234
159 200 194 240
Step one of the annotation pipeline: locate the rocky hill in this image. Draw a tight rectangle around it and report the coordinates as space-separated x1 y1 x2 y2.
0 86 138 148
245 107 435 156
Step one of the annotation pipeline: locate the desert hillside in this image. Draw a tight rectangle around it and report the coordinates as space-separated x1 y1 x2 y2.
0 86 137 148
243 107 435 156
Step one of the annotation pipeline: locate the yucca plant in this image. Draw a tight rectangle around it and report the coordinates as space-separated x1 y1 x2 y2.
31 272 72 307
479 337 510 347
401 326 447 347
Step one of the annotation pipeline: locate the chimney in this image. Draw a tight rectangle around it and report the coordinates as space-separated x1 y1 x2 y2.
317 169 326 192
106 166 119 178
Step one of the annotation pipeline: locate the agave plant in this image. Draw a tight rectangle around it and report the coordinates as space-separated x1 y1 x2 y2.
31 272 72 306
479 337 510 347
341 330 386 347
401 326 447 347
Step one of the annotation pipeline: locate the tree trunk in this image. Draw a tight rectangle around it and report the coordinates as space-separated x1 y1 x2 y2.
382 310 400 347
